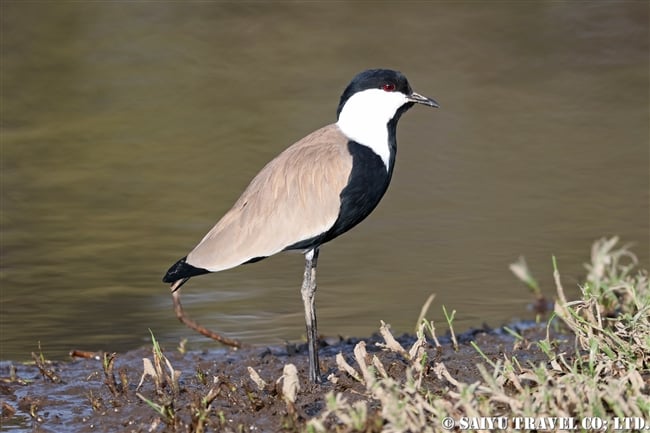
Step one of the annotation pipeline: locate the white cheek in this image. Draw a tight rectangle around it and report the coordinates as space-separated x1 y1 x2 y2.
336 89 408 170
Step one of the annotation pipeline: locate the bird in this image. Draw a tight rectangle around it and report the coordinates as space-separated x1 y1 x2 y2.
163 68 439 383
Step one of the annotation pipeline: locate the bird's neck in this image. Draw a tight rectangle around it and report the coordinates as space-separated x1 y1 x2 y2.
336 119 393 171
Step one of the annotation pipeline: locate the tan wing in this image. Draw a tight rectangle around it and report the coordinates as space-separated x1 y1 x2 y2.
186 124 352 272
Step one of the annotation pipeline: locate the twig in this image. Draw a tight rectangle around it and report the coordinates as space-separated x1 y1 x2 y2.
171 288 242 348
69 350 102 360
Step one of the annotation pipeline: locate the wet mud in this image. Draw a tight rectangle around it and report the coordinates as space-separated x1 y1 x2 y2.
1 322 570 432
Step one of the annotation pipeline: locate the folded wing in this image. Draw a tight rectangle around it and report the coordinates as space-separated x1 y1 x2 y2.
186 124 352 272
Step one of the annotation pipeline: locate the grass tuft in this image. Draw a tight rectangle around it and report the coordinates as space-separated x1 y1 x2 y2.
442 305 458 351
30 343 61 384
306 237 649 432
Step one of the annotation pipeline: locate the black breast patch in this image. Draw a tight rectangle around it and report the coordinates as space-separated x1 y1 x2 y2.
283 140 394 252
321 140 392 243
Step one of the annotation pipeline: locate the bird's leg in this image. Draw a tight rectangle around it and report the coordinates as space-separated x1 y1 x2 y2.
301 247 321 383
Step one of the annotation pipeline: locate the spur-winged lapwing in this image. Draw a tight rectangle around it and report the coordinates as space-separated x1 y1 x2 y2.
163 69 438 383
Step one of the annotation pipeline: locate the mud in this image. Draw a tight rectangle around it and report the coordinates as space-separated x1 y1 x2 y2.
1 322 572 432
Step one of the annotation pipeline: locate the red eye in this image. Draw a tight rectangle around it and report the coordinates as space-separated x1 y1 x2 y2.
382 83 396 92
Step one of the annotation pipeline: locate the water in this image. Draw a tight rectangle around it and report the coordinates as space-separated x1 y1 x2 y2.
2 2 648 361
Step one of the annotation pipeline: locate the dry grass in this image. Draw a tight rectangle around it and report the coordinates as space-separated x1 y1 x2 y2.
304 237 649 432
132 237 648 432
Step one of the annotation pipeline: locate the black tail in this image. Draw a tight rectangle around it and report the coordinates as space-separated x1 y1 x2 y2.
163 256 210 283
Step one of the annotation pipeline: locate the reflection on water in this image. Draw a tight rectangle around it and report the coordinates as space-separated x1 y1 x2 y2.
2 2 648 360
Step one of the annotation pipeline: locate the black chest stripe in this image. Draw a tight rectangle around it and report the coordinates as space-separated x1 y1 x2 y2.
286 140 394 252
323 141 392 242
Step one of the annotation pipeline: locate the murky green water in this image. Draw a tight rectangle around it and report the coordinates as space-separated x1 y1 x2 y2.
2 2 648 361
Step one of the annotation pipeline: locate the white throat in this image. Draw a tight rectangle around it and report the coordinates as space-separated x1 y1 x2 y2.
336 88 408 170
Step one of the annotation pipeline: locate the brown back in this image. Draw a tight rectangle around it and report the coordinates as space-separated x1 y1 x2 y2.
187 124 352 272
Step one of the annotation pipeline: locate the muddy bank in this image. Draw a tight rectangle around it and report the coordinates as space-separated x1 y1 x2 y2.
1 322 570 432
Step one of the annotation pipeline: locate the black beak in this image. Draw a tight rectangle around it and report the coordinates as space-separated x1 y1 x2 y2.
407 92 440 108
